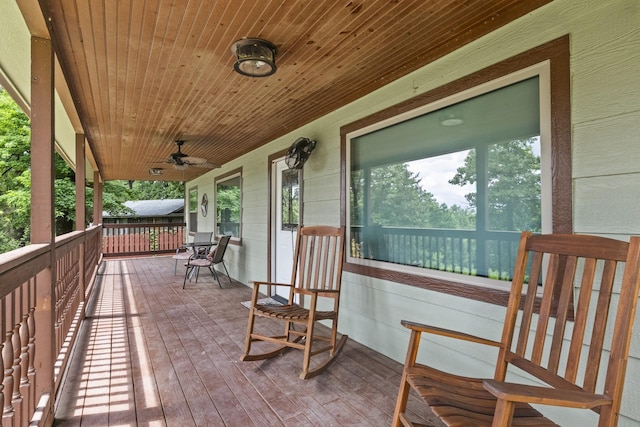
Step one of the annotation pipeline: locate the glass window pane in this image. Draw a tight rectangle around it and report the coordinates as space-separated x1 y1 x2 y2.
216 176 241 237
189 188 198 212
281 169 299 230
188 188 198 232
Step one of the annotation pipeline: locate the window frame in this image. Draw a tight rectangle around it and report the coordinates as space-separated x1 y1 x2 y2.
214 167 243 245
340 36 571 306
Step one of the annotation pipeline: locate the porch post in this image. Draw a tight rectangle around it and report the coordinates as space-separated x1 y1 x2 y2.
75 134 86 231
30 35 55 418
93 171 103 225
75 134 87 316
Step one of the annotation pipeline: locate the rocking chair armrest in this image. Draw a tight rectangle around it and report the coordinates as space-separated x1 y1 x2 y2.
298 289 340 295
483 380 612 409
249 281 294 289
401 320 503 348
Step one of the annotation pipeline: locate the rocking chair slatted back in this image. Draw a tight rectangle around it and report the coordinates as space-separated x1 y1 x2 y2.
393 231 640 426
500 234 634 394
292 226 344 297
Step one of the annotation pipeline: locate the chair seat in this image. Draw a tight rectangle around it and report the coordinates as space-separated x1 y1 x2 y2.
406 365 552 425
188 258 211 267
254 303 337 321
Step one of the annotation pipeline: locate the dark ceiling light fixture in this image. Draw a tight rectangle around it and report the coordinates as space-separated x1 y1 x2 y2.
231 38 277 77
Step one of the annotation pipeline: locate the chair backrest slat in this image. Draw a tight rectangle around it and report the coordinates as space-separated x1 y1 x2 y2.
548 255 578 374
515 250 542 356
530 252 559 365
565 257 597 383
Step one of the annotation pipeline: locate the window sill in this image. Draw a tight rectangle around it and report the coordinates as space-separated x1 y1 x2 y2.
344 260 512 307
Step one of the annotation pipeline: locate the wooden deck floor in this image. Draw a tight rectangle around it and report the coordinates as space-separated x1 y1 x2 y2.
53 256 440 426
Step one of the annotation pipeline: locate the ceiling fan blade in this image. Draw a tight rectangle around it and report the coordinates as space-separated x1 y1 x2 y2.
182 156 207 165
192 162 219 169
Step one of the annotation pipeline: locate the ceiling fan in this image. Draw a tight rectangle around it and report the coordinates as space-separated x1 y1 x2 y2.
163 140 218 170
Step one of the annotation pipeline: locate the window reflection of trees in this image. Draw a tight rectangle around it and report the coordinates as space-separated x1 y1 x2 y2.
216 175 241 237
281 169 299 231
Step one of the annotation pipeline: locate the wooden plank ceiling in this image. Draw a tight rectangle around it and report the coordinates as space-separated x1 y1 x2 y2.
39 0 550 182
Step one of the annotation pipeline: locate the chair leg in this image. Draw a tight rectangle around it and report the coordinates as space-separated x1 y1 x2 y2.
182 265 191 289
301 316 316 379
242 288 260 358
392 375 412 427
221 261 231 281
209 265 221 288
392 329 422 427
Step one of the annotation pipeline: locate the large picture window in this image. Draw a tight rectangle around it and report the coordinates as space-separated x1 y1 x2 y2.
215 169 242 240
341 37 571 301
350 77 543 281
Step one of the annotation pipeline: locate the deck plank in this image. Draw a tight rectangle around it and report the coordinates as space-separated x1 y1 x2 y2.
54 256 441 426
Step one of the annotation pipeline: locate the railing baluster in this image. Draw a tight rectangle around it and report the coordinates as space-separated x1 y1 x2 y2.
19 290 30 423
3 296 15 425
11 312 22 427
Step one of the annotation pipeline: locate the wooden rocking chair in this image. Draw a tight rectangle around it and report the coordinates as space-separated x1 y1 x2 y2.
393 231 640 427
241 225 347 379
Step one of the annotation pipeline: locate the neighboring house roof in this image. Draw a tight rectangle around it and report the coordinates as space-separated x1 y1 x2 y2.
103 199 184 218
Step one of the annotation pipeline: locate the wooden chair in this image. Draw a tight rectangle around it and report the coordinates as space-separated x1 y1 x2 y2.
393 231 640 427
183 235 231 288
241 225 347 379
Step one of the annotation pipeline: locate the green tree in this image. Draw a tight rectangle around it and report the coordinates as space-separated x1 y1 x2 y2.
217 186 240 222
130 180 184 200
1 88 140 252
0 87 32 250
351 163 474 229
449 139 541 232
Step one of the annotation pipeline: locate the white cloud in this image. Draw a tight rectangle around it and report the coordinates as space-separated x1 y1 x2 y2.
407 150 473 208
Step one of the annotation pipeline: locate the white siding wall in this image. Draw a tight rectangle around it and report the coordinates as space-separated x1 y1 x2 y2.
192 0 640 424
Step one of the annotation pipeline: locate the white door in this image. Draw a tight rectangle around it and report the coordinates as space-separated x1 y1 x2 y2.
271 158 300 302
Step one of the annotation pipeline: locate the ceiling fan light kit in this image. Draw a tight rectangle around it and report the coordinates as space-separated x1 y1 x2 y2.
231 38 277 77
285 137 317 170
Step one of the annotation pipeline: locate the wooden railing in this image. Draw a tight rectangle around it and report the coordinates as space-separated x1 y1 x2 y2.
102 223 185 257
0 226 102 426
351 226 522 280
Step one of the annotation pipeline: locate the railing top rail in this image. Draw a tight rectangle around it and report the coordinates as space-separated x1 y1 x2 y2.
0 243 50 298
0 243 50 275
103 222 186 229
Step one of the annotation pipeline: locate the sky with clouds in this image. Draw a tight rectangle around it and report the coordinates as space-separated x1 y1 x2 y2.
406 150 473 209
